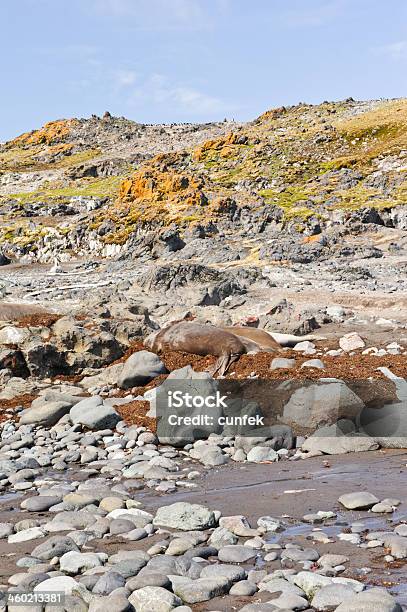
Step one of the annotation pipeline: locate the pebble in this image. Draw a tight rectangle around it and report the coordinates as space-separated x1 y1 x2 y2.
301 359 325 369
8 527 45 543
218 545 258 563
339 333 365 352
270 358 296 370
312 583 356 610
153 502 216 530
171 576 230 603
21 496 61 512
230 580 258 595
128 586 182 611
92 571 126 595
372 502 394 513
338 492 380 510
126 572 171 591
335 587 402 612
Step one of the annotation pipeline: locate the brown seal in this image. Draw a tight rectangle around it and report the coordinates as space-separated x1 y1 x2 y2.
145 321 261 376
221 326 280 351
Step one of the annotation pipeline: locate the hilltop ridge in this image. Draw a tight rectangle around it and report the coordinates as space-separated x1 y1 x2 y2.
0 98 406 263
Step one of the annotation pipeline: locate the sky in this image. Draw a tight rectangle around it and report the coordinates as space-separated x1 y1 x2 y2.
0 0 406 141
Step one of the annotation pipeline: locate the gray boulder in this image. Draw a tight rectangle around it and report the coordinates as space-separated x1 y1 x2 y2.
156 366 222 446
189 444 228 466
246 447 279 463
19 401 72 426
153 502 216 531
235 425 294 453
218 545 257 563
70 396 121 430
312 584 357 610
92 571 126 595
335 587 402 612
31 536 79 561
118 351 167 389
128 586 181 611
88 593 132 612
171 576 230 604
338 492 380 510
200 564 246 583
281 380 364 431
302 430 379 455
21 496 61 512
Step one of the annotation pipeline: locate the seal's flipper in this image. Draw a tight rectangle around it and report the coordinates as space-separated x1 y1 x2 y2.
210 352 240 377
270 332 327 347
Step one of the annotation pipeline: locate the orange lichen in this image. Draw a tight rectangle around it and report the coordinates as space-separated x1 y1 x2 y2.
302 234 322 243
46 143 75 155
8 119 78 148
116 159 208 223
118 168 201 202
256 106 287 123
193 132 247 161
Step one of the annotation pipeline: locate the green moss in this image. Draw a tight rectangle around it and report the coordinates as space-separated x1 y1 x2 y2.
181 214 200 222
342 123 402 144
334 186 390 211
258 186 320 225
319 158 357 173
54 148 101 168
283 206 317 222
216 166 245 187
0 147 40 172
3 228 15 240
57 226 71 236
259 186 310 206
2 176 123 204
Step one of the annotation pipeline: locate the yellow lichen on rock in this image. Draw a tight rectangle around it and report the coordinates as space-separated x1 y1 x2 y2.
118 168 201 202
8 119 78 148
302 234 322 244
46 143 74 156
255 106 287 123
193 132 247 162
116 158 208 223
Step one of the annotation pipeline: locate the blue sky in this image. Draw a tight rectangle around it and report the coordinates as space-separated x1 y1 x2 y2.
0 0 406 141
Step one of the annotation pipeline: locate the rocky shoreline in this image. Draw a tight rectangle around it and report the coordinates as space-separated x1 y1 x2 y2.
1 285 407 610
0 412 406 611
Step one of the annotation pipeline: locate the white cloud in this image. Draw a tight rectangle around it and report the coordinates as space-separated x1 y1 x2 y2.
374 41 407 61
171 87 229 114
127 73 235 117
115 69 138 87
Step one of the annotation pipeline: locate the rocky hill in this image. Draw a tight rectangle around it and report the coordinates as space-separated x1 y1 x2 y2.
1 98 406 264
0 114 237 261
